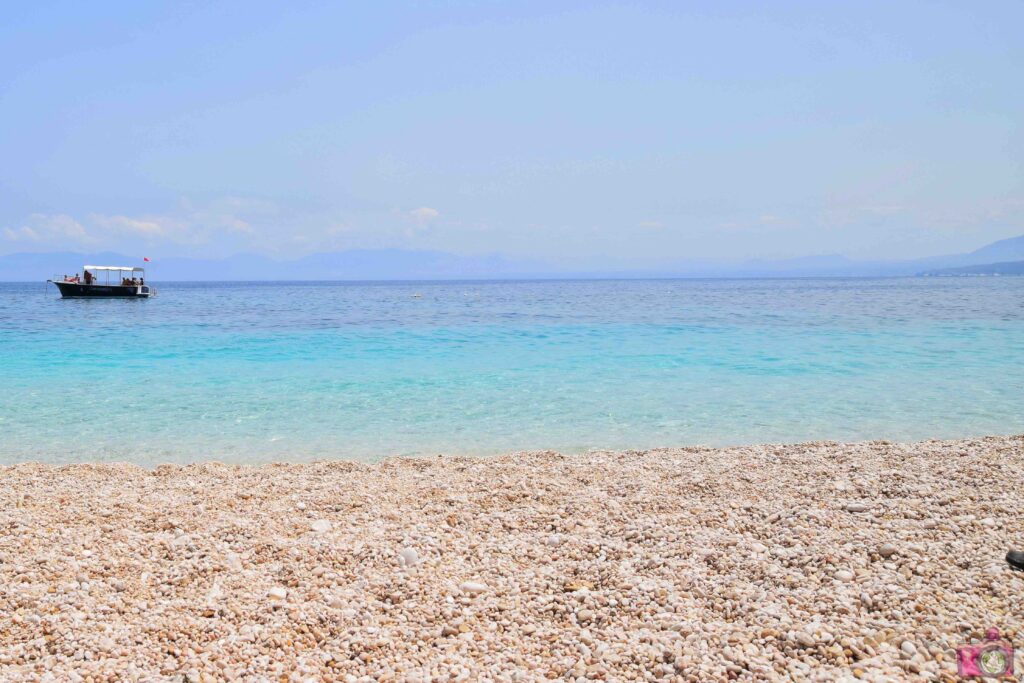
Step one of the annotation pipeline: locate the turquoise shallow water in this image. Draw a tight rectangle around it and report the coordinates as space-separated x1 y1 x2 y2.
2 278 1023 464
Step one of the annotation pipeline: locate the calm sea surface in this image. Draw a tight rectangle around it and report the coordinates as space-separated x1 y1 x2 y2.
1 278 1023 464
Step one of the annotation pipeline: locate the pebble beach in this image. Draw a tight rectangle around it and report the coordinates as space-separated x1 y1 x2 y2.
2 436 1024 682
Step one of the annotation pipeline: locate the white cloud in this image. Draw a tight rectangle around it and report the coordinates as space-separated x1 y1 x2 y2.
2 199 477 256
638 220 665 230
185 196 275 234
2 214 92 244
2 198 272 249
3 226 37 241
409 206 440 223
185 209 251 235
91 214 168 237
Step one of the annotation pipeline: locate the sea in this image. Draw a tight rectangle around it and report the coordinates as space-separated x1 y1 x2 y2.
1 278 1023 465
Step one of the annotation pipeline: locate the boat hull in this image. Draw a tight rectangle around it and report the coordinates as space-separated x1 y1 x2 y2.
51 281 153 298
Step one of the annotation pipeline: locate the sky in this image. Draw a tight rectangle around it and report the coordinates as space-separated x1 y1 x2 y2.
1 1 1022 268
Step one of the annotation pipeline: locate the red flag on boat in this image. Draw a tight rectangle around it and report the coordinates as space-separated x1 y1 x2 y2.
143 257 150 262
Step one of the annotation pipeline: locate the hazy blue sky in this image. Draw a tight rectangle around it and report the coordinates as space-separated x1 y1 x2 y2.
2 1 1022 267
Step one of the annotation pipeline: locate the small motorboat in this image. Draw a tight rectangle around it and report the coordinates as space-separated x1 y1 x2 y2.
48 265 156 298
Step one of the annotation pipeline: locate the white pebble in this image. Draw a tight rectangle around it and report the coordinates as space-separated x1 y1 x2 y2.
398 547 419 567
459 581 487 595
310 519 331 533
225 553 243 572
793 631 816 647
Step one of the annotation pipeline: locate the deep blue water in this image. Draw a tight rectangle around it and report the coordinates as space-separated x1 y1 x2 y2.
2 278 1023 464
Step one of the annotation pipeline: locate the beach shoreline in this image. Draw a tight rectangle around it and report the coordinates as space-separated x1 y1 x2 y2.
2 435 1023 681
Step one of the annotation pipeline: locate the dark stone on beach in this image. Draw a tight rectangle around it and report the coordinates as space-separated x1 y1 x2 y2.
1005 550 1024 571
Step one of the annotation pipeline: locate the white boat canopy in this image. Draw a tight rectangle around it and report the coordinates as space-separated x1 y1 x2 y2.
83 265 145 272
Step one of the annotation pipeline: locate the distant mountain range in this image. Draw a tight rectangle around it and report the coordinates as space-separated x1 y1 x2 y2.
919 260 1024 277
2 233 1023 281
0 249 544 282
